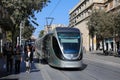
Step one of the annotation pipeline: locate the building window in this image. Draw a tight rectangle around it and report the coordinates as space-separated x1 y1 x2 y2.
115 0 120 6
109 1 113 9
104 4 108 11
104 0 107 2
99 6 104 10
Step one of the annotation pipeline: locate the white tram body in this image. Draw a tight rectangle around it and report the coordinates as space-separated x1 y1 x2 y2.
35 27 83 68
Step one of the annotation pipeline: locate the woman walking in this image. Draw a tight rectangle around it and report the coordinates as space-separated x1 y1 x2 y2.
25 47 32 73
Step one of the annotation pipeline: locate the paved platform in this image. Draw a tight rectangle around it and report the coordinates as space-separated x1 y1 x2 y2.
0 56 43 80
0 56 9 78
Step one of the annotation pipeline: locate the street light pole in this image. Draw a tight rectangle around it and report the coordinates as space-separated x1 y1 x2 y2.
19 21 24 46
20 22 22 46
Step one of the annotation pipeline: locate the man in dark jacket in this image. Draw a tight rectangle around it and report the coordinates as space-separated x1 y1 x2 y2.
5 46 13 73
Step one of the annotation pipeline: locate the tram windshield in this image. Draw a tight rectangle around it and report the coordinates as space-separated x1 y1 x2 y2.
58 32 80 54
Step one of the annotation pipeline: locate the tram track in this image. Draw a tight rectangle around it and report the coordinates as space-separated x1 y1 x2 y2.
37 63 99 80
83 59 120 80
59 68 98 80
46 66 71 80
36 63 71 80
83 57 120 73
58 58 120 80
35 59 120 80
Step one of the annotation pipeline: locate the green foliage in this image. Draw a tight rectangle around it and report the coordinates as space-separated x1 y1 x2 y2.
39 30 44 37
0 18 13 31
87 10 114 39
0 0 50 44
87 10 120 51
114 12 120 36
87 10 98 38
0 0 50 25
6 31 12 42
22 27 35 39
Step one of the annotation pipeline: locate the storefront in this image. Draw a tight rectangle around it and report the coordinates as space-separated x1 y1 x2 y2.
99 37 120 51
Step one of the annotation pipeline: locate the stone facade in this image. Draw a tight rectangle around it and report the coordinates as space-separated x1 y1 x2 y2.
44 24 66 34
69 0 120 51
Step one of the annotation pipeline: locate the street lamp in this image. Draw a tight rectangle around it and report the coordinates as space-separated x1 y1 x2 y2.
19 21 24 46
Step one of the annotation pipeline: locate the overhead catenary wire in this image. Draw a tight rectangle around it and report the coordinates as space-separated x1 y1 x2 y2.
48 0 61 17
45 0 61 33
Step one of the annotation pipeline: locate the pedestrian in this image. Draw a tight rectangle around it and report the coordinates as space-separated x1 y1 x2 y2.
25 47 32 73
14 48 22 73
30 45 34 63
118 48 120 56
3 44 7 57
5 46 13 73
20 45 24 55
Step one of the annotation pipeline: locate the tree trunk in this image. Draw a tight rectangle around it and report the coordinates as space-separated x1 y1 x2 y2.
11 25 17 47
92 37 94 51
102 39 105 53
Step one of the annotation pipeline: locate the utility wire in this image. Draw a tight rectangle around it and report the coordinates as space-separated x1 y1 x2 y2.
48 0 61 17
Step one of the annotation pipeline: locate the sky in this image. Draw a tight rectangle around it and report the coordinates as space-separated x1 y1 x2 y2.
32 0 80 38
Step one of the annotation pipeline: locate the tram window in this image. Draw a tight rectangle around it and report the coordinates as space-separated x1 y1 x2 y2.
52 37 60 53
58 32 80 39
63 43 80 54
52 36 63 59
60 39 78 43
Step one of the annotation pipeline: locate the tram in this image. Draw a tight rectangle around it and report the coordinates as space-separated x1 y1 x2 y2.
35 27 83 68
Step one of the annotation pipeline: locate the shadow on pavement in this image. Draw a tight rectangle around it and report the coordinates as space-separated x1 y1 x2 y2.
50 63 87 71
95 53 105 56
30 69 40 73
0 79 18 80
40 59 48 64
90 51 105 56
20 58 41 73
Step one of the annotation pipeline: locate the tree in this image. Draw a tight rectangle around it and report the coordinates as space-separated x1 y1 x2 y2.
87 10 98 50
114 11 120 36
39 30 44 38
22 23 36 39
0 0 50 46
87 10 114 51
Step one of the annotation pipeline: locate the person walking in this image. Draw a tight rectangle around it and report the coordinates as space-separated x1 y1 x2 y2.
5 46 13 73
3 44 7 57
25 47 32 73
14 48 22 73
118 48 120 56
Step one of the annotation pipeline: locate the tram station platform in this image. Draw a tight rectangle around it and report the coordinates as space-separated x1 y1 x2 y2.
0 56 9 78
0 54 43 80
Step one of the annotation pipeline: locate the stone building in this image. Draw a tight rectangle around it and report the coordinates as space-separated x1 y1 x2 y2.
44 24 66 34
69 0 120 51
